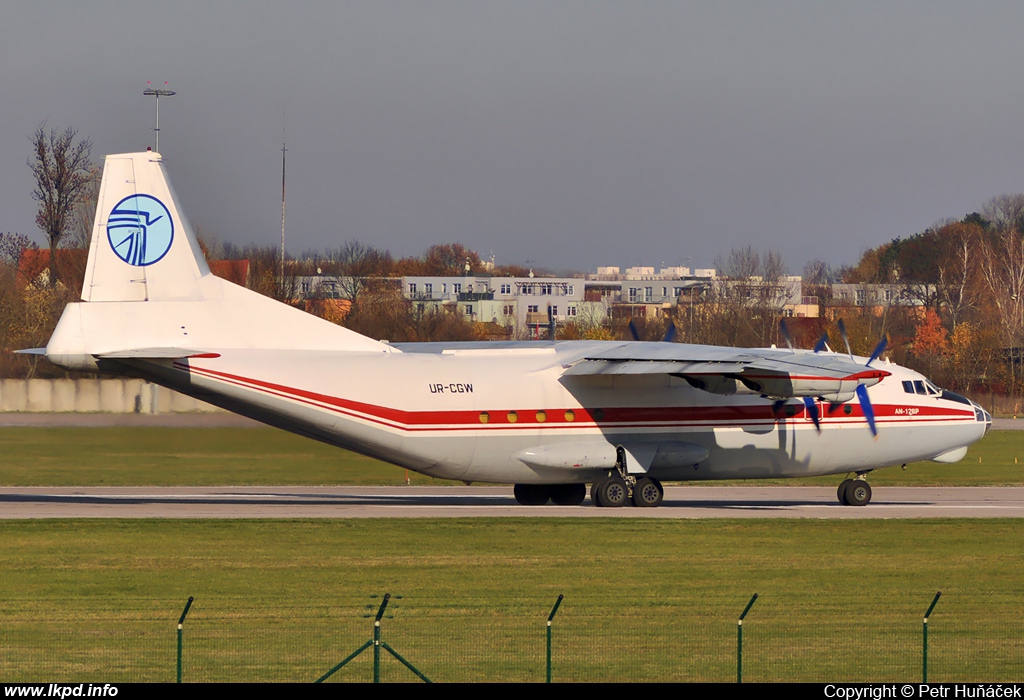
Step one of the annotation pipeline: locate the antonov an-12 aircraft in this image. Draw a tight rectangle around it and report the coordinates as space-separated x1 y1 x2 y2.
32 152 991 508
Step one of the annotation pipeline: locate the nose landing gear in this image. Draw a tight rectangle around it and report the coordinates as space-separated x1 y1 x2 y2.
837 475 872 506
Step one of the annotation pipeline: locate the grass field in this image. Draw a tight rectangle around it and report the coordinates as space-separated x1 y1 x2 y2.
0 518 1021 682
0 425 1022 486
1 427 1022 683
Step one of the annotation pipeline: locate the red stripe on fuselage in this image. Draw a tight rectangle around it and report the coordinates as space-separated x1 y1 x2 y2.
173 361 974 432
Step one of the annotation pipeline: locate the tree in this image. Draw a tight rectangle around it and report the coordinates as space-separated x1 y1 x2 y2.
911 309 949 379
28 124 94 287
422 243 482 276
329 240 394 304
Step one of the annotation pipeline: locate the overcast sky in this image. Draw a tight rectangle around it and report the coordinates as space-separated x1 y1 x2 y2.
3 1 1024 274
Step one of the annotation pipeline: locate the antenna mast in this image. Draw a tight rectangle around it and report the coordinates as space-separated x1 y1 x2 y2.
142 81 176 152
279 107 287 286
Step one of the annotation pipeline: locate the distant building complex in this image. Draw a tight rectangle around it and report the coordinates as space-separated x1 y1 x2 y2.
282 264 935 339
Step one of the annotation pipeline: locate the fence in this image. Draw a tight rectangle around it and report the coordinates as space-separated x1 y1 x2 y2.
0 379 220 414
1 592 1021 682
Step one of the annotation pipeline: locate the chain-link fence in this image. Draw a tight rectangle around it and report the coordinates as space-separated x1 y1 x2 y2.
2 592 1021 682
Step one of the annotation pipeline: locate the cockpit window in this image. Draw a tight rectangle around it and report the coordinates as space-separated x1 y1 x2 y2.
903 381 914 394
926 381 940 395
914 380 927 395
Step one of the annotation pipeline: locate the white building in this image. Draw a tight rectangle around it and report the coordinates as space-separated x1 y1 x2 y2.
401 276 595 334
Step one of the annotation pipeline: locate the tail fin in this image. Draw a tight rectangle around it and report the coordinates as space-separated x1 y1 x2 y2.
52 150 390 360
82 151 210 302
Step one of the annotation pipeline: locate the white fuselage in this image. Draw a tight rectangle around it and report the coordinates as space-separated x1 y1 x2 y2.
125 341 989 484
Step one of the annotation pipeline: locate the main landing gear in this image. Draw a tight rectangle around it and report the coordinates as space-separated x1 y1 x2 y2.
837 474 872 506
591 474 664 508
511 474 665 508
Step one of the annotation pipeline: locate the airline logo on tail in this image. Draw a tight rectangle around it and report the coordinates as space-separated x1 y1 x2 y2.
106 194 174 266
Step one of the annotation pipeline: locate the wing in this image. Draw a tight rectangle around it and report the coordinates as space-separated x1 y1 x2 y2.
94 348 218 359
561 342 888 401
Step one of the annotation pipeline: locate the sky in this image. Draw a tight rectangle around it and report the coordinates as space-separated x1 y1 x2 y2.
3 1 1024 274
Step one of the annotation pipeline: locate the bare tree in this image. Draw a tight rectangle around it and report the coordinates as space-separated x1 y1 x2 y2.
936 222 982 331
982 194 1024 234
330 240 393 304
977 216 1024 395
28 124 94 287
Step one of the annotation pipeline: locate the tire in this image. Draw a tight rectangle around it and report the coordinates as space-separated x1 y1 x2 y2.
513 483 550 506
598 476 629 508
590 479 607 507
550 483 587 506
631 477 663 507
846 480 872 507
837 479 854 505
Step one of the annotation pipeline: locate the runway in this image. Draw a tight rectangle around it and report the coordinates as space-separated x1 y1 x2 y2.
1 485 1022 519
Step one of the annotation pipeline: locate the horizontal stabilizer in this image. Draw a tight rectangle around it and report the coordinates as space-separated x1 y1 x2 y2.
14 348 47 355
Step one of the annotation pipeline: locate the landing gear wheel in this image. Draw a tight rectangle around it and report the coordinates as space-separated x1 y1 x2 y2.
631 477 663 507
590 478 608 507
846 480 872 506
550 483 587 506
597 476 629 508
837 479 855 505
513 484 550 506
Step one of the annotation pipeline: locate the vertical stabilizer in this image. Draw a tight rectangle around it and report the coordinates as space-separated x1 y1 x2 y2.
82 152 210 302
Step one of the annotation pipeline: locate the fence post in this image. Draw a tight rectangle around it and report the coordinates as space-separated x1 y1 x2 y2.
316 592 429 683
923 591 941 683
176 596 194 683
737 593 758 684
546 594 564 683
373 593 391 683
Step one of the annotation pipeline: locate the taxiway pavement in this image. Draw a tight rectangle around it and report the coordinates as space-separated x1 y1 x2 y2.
1 485 1021 519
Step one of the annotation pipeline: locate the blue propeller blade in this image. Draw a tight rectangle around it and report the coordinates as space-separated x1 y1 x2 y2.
778 319 794 351
813 331 829 353
856 384 877 437
662 323 676 343
628 319 640 341
866 335 888 367
837 319 853 359
803 397 821 432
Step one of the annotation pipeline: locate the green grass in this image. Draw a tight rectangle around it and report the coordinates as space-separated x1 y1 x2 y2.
746 429 1024 486
0 519 1021 682
1 426 1022 486
0 427 444 486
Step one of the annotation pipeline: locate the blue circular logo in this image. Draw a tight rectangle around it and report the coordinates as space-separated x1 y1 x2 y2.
106 194 174 266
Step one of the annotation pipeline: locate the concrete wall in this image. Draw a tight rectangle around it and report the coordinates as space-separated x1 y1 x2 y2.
0 379 223 413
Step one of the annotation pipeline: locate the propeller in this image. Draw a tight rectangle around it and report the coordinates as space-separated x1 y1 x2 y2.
837 319 853 360
803 397 821 432
628 319 640 341
765 318 885 437
628 319 678 343
812 331 829 353
778 319 794 351
856 384 877 437
866 334 888 367
827 320 886 435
